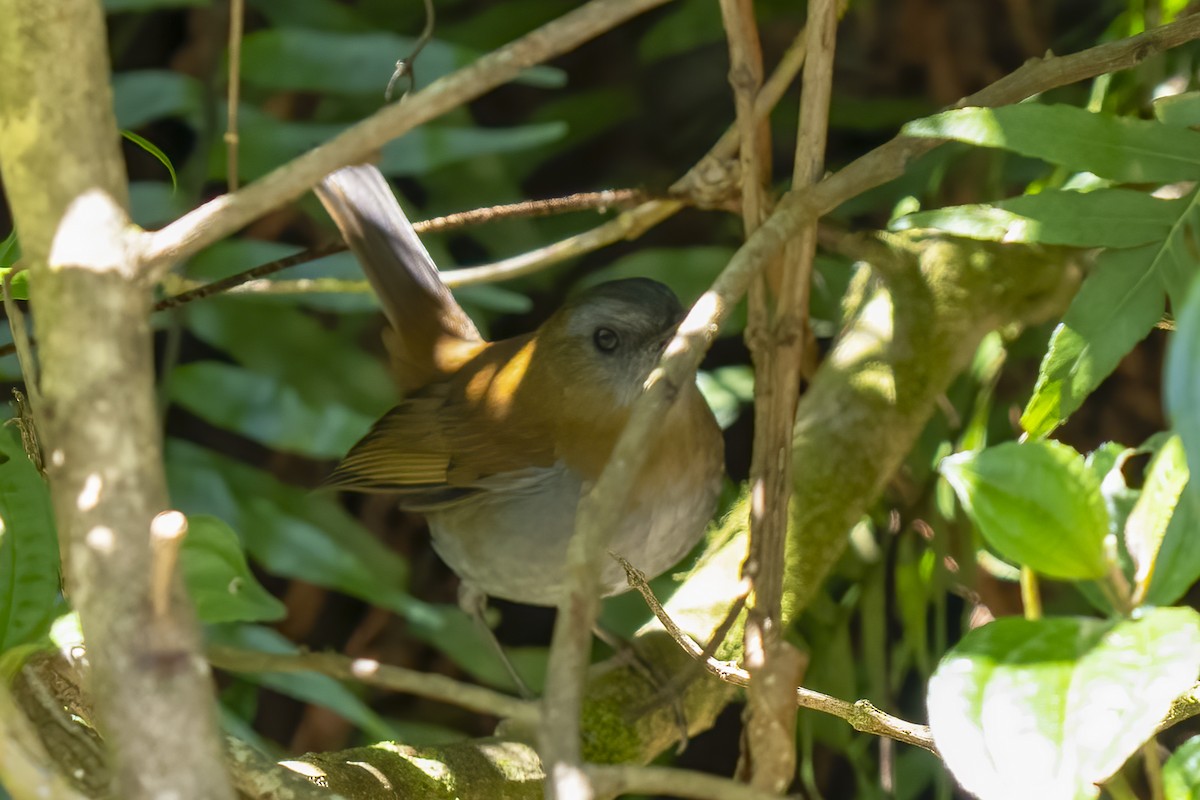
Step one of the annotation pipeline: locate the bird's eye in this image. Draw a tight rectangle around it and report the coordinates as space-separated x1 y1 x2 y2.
593 327 620 353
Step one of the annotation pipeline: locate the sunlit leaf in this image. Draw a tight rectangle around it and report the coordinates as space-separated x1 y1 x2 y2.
1165 735 1200 800
1125 435 1189 597
1021 245 1167 438
929 609 1200 800
182 516 286 624
892 189 1186 248
939 440 1109 580
904 104 1200 182
1167 276 1200 506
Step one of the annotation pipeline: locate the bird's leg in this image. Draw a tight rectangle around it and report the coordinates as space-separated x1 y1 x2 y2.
458 584 535 700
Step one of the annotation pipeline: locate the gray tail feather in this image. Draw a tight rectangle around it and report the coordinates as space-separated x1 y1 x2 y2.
314 164 480 343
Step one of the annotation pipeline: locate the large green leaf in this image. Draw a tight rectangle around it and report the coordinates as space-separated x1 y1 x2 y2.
1145 473 1200 607
0 232 27 302
1021 244 1167 438
378 121 568 176
1155 91 1200 128
0 430 59 652
166 438 413 611
1165 735 1200 800
904 104 1200 183
939 440 1109 580
183 297 393 419
112 70 203 129
181 516 286 624
1167 276 1200 507
167 440 536 691
928 609 1200 800
169 361 374 459
209 624 397 741
1125 435 1189 596
892 189 1187 248
239 29 564 94
207 105 567 182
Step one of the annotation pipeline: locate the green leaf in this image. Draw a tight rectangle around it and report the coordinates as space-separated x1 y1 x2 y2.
181 516 286 624
129 181 193 229
207 106 566 182
112 70 203 129
1165 735 1200 800
168 361 375 459
166 439 413 611
1167 276 1200 506
377 121 568 176
1075 443 1141 614
0 232 27 302
939 440 1109 580
1144 478 1200 607
1021 245 1166 437
928 609 1200 800
638 0 726 62
166 440 537 690
892 189 1187 248
903 104 1200 183
120 130 177 190
0 230 20 267
104 0 207 10
183 297 393 419
208 624 397 741
239 29 563 94
696 366 754 430
0 429 59 651
1126 434 1189 597
1155 91 1200 128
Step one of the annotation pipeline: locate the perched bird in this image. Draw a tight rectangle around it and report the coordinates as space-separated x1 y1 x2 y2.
314 164 724 608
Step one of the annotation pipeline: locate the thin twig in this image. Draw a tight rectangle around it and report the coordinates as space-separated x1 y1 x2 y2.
206 645 539 725
422 188 647 232
386 0 436 102
716 0 806 789
586 764 790 800
618 551 938 753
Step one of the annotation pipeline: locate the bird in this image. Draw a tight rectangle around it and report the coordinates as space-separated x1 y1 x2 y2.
313 163 724 609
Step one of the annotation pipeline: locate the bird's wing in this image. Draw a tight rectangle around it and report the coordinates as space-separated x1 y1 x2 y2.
322 340 560 508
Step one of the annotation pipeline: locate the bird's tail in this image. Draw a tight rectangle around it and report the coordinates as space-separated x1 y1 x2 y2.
315 164 481 389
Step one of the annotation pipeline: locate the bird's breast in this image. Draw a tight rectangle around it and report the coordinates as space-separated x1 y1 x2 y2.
426 383 724 606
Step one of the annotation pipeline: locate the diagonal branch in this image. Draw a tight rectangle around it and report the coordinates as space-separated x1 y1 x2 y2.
138 0 675 277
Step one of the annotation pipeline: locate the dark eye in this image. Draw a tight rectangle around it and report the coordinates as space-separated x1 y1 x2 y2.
593 327 620 353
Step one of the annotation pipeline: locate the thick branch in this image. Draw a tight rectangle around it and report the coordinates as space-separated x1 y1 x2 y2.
782 236 1080 618
0 3 233 799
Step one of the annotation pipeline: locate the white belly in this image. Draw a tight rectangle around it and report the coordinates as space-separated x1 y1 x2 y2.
426 462 713 606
